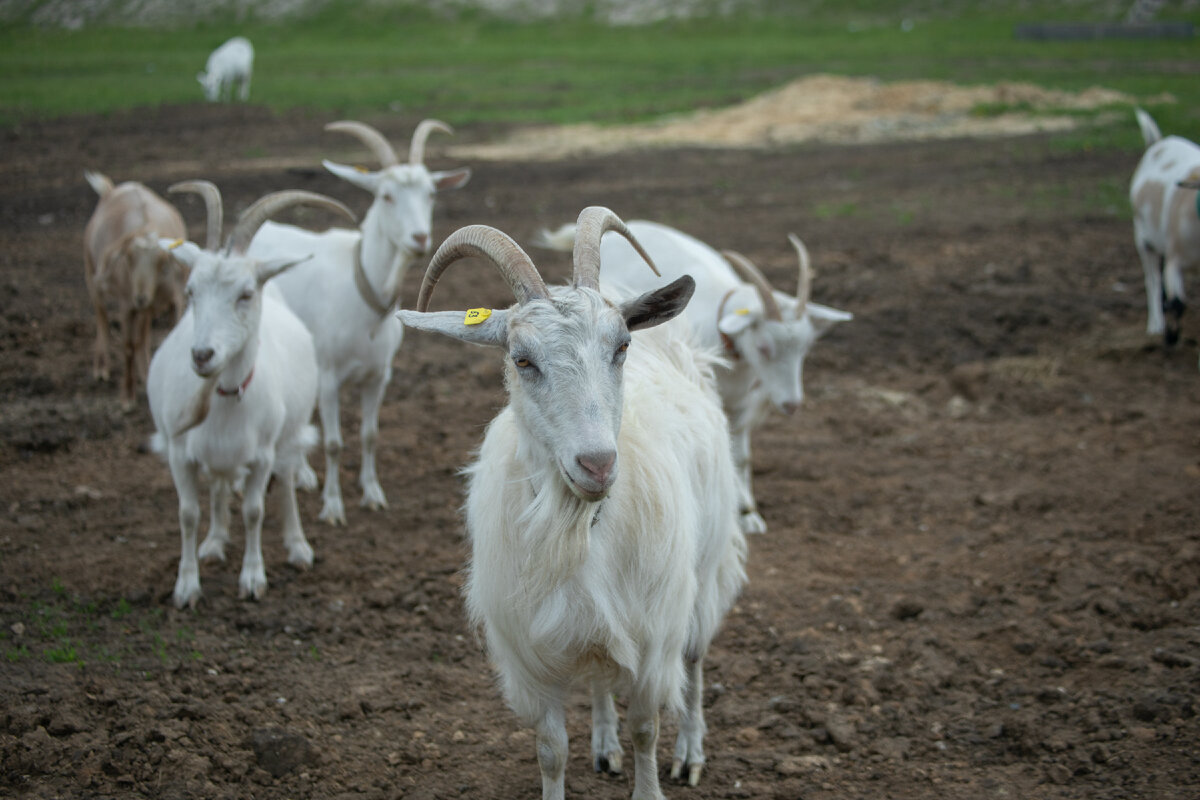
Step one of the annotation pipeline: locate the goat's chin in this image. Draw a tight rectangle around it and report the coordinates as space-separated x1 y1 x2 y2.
559 465 613 504
191 363 219 379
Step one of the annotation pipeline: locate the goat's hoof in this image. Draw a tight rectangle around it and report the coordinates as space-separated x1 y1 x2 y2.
670 758 703 786
287 541 314 569
198 537 227 563
173 583 201 610
594 750 623 775
238 574 268 601
360 485 388 511
739 511 767 535
318 503 346 526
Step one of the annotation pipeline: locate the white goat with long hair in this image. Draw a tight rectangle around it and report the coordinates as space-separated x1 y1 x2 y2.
1130 108 1200 346
147 181 354 609
82 171 187 410
197 36 254 102
248 119 471 524
398 208 746 800
536 220 851 535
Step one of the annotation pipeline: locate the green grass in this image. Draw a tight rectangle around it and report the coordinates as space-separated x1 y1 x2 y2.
0 2 1199 149
1 581 202 668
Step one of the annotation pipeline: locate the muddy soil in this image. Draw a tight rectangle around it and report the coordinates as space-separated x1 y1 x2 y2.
1 104 1198 800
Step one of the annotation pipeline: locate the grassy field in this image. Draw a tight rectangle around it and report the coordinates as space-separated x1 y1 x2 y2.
1 1 1198 148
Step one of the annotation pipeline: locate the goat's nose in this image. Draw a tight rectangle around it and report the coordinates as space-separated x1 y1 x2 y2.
192 347 215 368
781 400 802 416
412 233 429 252
576 450 616 485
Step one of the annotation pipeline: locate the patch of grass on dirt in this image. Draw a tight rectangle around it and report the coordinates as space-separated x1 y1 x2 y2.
2 580 201 669
1 1 1197 151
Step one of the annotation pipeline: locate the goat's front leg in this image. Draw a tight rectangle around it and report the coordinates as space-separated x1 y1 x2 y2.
317 374 346 525
89 288 111 382
628 690 666 800
535 704 569 800
198 477 232 562
168 452 203 609
358 370 389 510
731 425 766 535
591 679 623 775
671 654 707 786
238 458 273 601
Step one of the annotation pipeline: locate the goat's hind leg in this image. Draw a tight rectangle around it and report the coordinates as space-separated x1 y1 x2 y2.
590 679 623 775
358 370 389 510
671 654 707 786
198 477 232 562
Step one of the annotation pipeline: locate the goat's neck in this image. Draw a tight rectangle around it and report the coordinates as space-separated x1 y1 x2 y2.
358 204 412 303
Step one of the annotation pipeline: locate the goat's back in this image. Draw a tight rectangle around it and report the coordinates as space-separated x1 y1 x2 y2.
1131 135 1200 254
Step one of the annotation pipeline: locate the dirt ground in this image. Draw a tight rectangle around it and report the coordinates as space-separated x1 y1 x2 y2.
1 103 1199 800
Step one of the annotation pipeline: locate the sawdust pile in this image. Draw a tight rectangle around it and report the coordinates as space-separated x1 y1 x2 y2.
449 74 1158 161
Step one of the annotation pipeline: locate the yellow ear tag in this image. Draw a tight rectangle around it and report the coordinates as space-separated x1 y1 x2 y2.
464 308 492 326
354 165 370 174
735 308 750 316
168 238 185 250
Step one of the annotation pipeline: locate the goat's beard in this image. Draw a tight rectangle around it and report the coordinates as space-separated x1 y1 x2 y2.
514 461 593 603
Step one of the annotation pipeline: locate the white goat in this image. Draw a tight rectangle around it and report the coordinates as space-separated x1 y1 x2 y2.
147 181 354 609
83 171 188 410
198 36 254 102
398 208 747 800
248 119 471 524
536 220 851 535
1130 108 1200 346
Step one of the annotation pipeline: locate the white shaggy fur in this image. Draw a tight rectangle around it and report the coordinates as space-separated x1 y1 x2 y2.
197 36 254 102
1129 108 1200 345
536 219 850 535
248 119 471 524
399 215 746 800
82 171 187 409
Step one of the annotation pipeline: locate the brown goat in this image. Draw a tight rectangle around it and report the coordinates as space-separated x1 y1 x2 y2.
83 171 188 409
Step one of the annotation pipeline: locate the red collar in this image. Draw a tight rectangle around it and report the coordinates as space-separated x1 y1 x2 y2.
717 289 740 360
216 369 254 400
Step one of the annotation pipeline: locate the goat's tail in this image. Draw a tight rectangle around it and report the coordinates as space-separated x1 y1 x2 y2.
84 170 114 198
1135 108 1162 148
530 223 576 253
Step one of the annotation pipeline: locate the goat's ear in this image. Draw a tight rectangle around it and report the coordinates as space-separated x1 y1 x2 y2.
396 308 509 348
806 302 853 337
196 72 206 84
323 160 380 193
717 310 755 337
432 168 472 193
160 238 202 269
255 255 312 286
621 275 695 332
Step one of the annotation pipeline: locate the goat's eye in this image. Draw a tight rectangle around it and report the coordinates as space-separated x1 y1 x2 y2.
758 345 772 361
614 341 629 361
382 193 395 204
513 356 534 370
237 290 254 303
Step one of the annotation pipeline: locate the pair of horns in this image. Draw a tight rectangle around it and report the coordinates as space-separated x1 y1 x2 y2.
721 233 811 321
169 181 355 254
325 119 453 168
415 207 658 313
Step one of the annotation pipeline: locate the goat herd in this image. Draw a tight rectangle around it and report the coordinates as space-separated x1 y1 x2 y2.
78 68 1199 796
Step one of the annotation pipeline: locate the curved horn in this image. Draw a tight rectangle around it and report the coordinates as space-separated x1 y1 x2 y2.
788 233 812 312
416 225 549 312
571 206 658 292
325 120 399 168
168 180 223 251
226 191 356 255
721 250 782 321
409 119 454 165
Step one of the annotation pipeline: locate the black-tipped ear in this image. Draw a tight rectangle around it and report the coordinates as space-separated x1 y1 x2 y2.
620 275 695 331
